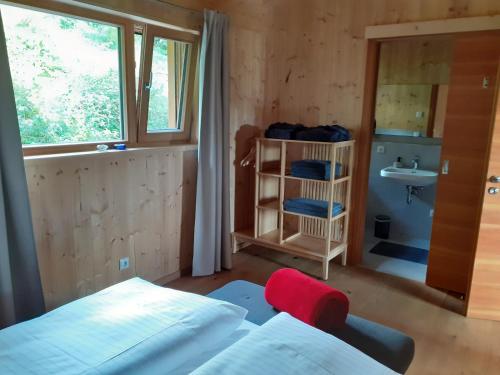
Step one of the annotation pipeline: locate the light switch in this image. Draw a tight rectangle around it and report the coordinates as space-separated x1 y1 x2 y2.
376 145 385 154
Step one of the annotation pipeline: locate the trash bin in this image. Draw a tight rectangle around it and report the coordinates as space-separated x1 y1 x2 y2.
374 215 391 239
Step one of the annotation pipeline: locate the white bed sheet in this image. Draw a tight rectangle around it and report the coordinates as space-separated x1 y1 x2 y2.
170 319 258 374
191 312 398 375
0 278 247 375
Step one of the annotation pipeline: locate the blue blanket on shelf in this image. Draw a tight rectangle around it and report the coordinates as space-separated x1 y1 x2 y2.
283 198 344 218
290 160 342 180
264 123 351 142
264 123 305 140
295 125 351 142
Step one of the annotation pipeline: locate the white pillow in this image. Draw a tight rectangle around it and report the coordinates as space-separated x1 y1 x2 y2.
191 312 397 375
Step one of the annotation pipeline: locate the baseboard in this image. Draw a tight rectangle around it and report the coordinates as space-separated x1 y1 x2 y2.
155 271 181 286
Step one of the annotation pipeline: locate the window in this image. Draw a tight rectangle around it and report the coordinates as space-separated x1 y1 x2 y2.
137 26 195 142
1 3 124 145
134 32 143 101
1 1 198 153
146 37 191 132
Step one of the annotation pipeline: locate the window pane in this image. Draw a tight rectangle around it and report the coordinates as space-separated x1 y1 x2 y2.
134 33 142 100
1 4 124 145
147 37 190 132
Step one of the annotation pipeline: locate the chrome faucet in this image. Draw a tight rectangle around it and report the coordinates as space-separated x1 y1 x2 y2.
411 156 420 170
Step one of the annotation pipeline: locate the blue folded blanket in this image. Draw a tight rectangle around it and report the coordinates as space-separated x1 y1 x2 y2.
265 123 306 140
295 125 351 142
264 123 351 142
291 160 342 181
283 198 344 218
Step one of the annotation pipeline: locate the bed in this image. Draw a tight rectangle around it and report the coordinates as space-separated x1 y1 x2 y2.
0 278 399 374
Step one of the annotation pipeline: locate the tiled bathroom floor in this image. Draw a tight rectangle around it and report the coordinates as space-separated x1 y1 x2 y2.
361 228 428 283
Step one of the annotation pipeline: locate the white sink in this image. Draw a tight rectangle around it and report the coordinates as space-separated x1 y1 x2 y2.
380 166 438 186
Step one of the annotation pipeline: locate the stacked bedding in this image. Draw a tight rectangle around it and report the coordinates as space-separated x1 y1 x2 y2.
290 160 342 180
284 198 344 218
295 124 351 142
264 122 351 142
264 122 305 139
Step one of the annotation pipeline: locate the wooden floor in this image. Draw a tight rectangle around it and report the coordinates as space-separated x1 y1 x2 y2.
168 245 500 375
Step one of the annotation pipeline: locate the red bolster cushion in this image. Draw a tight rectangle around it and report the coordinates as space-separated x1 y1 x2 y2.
265 268 349 331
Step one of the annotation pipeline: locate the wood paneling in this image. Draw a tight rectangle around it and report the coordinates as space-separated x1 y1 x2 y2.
378 38 452 85
374 38 451 135
25 147 197 309
426 32 500 294
467 57 500 320
75 0 204 32
211 0 500 264
375 84 432 133
433 85 449 138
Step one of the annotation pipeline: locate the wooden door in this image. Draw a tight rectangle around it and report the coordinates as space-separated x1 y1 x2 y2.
426 32 500 295
466 59 500 320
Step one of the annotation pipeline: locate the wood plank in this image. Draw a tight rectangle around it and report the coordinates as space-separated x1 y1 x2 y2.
366 15 500 39
26 147 192 309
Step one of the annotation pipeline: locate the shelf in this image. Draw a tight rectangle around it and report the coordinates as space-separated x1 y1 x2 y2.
283 209 347 222
284 174 351 184
257 200 280 211
256 199 346 221
253 137 353 280
233 229 346 261
258 170 281 178
259 138 355 148
259 171 351 184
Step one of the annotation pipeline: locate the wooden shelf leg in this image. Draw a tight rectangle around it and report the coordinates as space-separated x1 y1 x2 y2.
322 259 329 280
341 250 347 266
232 234 239 254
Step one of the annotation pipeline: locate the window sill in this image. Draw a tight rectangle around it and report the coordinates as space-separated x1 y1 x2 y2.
23 143 198 163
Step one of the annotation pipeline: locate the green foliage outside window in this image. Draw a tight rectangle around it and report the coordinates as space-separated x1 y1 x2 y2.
1 4 123 145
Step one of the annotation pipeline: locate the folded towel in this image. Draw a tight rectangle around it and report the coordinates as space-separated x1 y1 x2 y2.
264 123 351 142
265 122 306 140
284 198 344 218
291 160 342 180
295 125 351 142
265 268 349 330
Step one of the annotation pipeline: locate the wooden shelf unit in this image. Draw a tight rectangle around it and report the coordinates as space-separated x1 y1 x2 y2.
233 137 355 280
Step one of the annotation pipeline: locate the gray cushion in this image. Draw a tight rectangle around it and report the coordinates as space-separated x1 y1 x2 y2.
207 280 414 374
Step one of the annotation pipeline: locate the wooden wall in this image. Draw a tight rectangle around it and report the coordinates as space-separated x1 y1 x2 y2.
378 38 452 85
208 0 500 257
375 84 433 133
25 147 197 310
375 37 452 134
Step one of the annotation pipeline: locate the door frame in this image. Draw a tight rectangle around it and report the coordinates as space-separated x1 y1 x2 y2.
350 16 500 270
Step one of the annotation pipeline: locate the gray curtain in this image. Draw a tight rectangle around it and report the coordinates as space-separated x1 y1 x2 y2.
0 12 45 329
192 10 230 276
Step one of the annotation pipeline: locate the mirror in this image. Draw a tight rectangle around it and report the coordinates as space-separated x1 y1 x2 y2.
374 37 452 138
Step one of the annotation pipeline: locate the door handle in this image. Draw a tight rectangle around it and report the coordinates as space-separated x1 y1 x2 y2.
442 160 449 175
488 187 500 195
489 176 500 183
